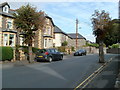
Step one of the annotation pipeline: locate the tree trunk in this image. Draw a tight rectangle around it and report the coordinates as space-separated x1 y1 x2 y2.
99 40 105 63
28 44 32 63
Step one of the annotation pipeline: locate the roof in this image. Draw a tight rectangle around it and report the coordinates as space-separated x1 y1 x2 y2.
68 33 86 39
54 26 67 35
0 2 10 8
0 12 14 18
0 2 15 18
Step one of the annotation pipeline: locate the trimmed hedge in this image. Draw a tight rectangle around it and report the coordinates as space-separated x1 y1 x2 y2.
0 46 13 61
108 44 120 49
20 46 39 54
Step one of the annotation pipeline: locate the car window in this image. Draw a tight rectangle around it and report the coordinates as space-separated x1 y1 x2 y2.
38 49 46 53
54 49 58 52
50 49 55 53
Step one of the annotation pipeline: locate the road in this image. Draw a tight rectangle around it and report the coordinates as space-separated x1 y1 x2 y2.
2 54 118 88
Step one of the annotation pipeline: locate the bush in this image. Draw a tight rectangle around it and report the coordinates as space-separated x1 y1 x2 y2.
32 47 39 54
0 46 13 61
71 46 75 51
112 44 119 48
87 43 99 48
57 46 66 52
20 46 39 54
62 41 68 46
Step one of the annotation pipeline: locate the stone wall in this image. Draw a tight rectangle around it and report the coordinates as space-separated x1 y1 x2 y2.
107 48 120 54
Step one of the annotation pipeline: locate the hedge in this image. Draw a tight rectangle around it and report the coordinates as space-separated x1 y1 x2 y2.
108 44 120 49
20 46 39 54
0 46 13 61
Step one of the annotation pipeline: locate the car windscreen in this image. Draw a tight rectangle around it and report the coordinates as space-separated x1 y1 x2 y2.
37 49 47 54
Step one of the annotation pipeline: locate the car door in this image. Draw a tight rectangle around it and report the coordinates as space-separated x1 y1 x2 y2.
49 49 57 60
54 49 61 59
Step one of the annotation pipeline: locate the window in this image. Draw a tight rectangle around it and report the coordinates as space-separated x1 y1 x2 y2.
53 43 55 47
47 27 51 35
9 34 14 46
54 49 58 52
7 21 12 29
49 39 51 42
44 27 47 34
53 34 55 39
44 39 47 48
4 34 8 46
3 5 9 13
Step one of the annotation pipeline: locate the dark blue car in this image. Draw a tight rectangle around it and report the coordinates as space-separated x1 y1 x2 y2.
74 49 87 56
34 48 63 62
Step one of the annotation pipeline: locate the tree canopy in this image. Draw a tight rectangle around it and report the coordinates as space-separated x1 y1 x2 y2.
91 10 111 40
13 4 45 45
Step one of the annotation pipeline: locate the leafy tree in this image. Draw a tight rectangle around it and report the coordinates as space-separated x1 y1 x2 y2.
104 19 119 47
62 41 68 46
13 4 45 63
91 10 111 63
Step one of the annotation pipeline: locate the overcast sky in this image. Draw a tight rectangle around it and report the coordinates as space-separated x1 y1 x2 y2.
1 0 119 42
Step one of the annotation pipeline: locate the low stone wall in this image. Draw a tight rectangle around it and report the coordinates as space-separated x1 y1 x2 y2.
107 48 120 54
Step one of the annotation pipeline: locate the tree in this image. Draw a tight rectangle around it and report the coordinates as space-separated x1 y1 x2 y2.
104 19 119 47
91 10 111 63
62 41 68 46
13 4 45 63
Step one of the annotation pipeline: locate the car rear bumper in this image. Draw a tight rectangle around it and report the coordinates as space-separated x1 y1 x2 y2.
34 57 49 61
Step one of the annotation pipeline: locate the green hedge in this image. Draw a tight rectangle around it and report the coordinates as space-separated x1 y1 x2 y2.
112 44 119 48
20 46 39 54
0 46 13 61
86 43 99 48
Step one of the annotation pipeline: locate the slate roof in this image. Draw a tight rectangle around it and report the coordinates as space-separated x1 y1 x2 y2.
54 26 67 35
0 2 15 18
68 33 86 39
0 2 10 8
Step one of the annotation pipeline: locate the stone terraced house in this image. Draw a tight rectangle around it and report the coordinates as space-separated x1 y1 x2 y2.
0 2 86 50
0 2 16 47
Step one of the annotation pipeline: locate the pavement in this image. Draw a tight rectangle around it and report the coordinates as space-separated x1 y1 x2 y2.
84 55 120 89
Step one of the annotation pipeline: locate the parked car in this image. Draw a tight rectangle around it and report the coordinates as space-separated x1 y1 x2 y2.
34 48 63 62
74 49 87 56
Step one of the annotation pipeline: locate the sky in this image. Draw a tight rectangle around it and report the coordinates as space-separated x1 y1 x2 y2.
2 0 119 42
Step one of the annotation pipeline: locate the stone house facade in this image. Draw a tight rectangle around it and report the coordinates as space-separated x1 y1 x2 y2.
0 2 86 50
0 2 55 50
67 33 86 49
53 25 86 49
0 2 16 47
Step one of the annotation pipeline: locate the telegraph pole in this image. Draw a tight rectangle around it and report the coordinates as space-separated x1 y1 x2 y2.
118 0 120 19
76 19 78 50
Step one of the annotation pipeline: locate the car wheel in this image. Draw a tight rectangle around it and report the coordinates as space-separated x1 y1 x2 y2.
48 57 52 62
60 56 63 60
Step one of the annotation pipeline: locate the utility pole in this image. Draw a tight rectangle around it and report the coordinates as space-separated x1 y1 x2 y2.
76 19 78 50
118 0 120 19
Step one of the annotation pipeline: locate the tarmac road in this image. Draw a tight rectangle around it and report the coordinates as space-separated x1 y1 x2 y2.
1 54 118 88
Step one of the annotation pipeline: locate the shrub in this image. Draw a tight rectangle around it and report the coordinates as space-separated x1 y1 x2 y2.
0 46 13 61
71 46 75 51
112 44 119 48
57 46 66 52
20 46 39 54
87 43 99 48
32 47 39 54
62 41 68 46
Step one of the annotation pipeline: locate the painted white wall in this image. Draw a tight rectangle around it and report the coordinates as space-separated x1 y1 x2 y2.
53 33 62 47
